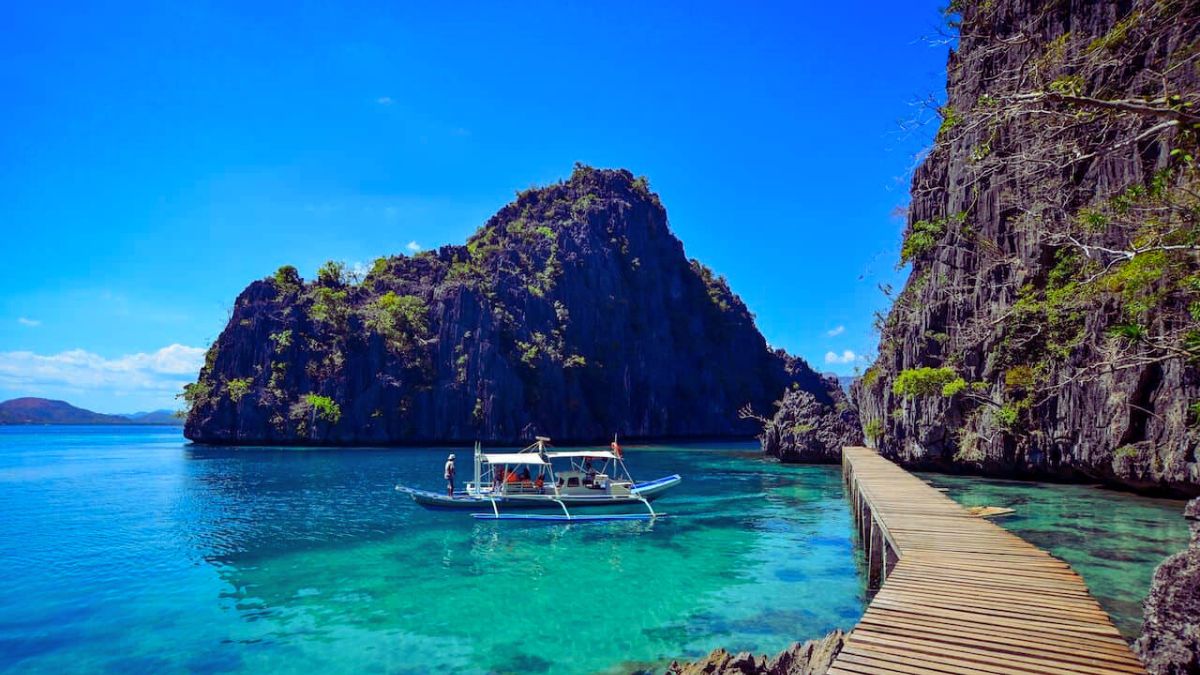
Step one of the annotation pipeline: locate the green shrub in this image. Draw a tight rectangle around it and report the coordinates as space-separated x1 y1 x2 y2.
1102 251 1168 319
861 366 879 387
941 377 968 397
269 330 293 351
892 366 960 398
1004 365 1036 391
1114 445 1139 458
317 260 347 286
225 377 252 403
273 265 302 292
937 105 962 136
900 218 947 265
365 292 429 354
1107 323 1147 342
303 394 342 424
309 287 349 325
177 379 213 412
996 403 1024 430
864 419 885 440
1049 74 1085 96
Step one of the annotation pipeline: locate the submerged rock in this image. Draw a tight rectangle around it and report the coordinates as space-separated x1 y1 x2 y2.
758 386 862 463
665 630 845 675
183 165 831 445
1135 498 1200 674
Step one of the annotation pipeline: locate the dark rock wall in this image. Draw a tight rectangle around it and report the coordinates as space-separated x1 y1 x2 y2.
855 0 1200 495
185 166 832 445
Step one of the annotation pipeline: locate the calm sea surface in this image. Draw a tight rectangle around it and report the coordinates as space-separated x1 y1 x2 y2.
0 427 1188 673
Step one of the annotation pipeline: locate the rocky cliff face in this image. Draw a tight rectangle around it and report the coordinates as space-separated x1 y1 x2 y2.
1135 498 1200 674
184 166 833 445
855 0 1200 495
757 386 863 463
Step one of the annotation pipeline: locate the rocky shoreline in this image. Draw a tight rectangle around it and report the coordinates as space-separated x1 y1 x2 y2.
1136 498 1200 674
664 630 845 675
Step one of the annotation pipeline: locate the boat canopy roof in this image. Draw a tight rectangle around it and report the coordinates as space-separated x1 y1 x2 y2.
545 450 618 460
481 452 548 465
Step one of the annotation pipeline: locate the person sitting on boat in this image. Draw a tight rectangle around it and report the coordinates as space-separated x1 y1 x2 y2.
584 458 597 486
518 467 532 483
444 454 456 498
535 471 545 492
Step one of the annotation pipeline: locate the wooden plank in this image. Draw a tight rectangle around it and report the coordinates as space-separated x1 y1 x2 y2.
828 447 1146 675
857 610 1141 661
855 614 1145 671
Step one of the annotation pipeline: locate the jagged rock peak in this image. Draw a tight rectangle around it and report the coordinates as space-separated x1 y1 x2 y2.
183 165 830 445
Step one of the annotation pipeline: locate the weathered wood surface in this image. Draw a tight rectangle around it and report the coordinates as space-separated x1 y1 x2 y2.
828 447 1146 675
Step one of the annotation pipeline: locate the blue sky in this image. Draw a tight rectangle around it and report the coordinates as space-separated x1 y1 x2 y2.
0 1 950 413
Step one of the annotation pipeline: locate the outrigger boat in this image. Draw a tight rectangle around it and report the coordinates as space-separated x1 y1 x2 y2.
396 436 681 521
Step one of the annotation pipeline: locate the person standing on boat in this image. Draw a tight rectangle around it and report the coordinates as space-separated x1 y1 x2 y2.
444 454 456 497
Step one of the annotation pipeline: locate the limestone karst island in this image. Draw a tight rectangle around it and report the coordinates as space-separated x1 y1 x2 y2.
1 1 1198 674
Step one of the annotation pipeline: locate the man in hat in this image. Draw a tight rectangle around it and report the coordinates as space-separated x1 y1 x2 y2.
444 453 456 498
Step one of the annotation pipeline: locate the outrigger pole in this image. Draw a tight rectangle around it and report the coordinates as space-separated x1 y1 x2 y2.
473 440 481 495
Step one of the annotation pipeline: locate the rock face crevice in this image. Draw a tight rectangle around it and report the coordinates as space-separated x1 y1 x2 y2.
184 166 835 445
854 0 1200 495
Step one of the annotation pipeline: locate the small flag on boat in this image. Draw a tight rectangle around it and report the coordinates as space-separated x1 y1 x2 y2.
611 436 622 458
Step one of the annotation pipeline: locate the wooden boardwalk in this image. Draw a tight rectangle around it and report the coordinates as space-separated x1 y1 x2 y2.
828 447 1146 675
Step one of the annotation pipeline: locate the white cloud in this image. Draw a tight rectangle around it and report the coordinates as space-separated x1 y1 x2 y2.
824 350 858 365
376 96 394 105
406 241 422 253
0 344 206 398
17 317 41 327
826 325 845 337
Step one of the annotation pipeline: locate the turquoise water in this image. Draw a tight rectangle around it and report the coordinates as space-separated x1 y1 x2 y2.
0 427 865 674
921 472 1191 638
0 428 1189 673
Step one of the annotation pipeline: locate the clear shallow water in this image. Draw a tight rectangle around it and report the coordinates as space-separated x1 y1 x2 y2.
921 472 1191 638
0 427 865 674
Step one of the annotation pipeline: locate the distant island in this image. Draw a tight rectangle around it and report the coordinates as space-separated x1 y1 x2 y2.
0 397 183 426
